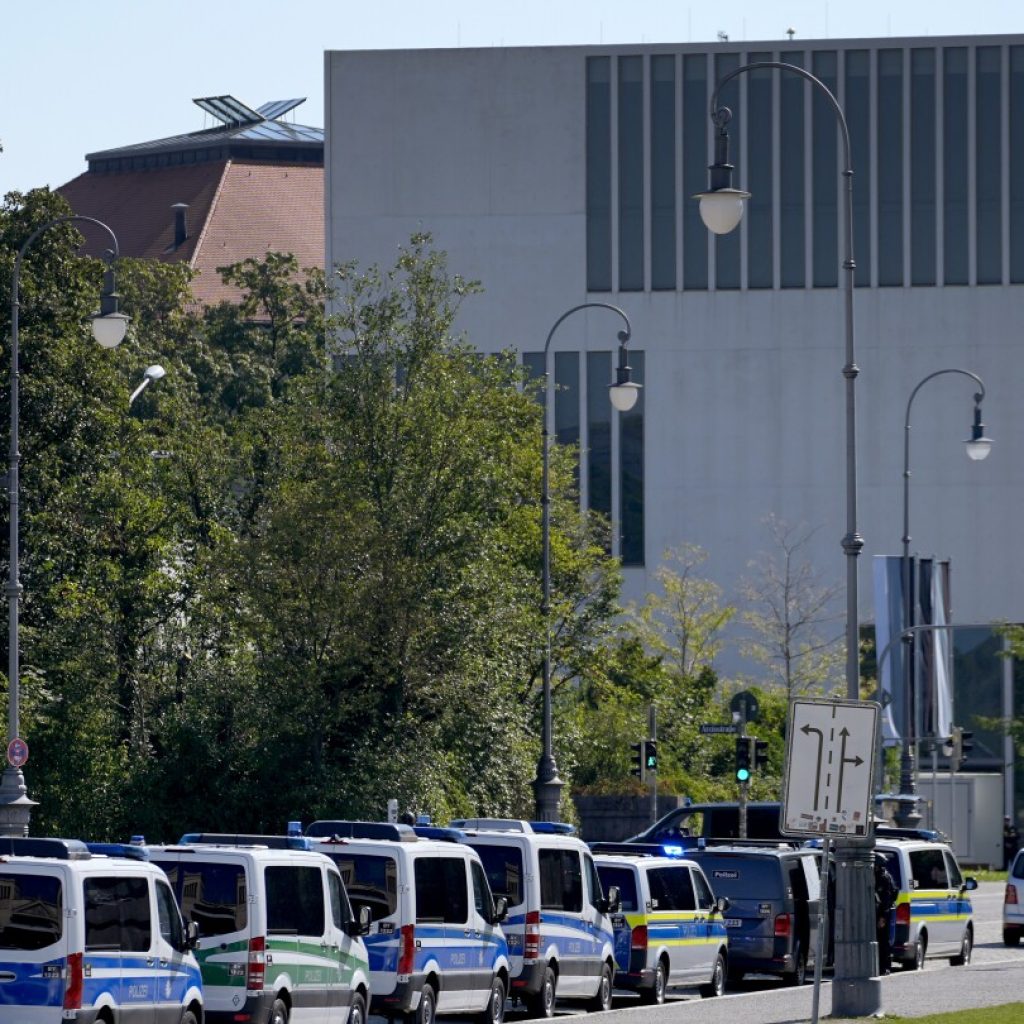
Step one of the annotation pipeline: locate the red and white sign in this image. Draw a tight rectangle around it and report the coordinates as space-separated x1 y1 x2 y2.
7 737 29 768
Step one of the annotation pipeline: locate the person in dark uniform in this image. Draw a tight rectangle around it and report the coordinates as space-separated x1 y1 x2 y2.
1004 816 1021 870
874 854 898 975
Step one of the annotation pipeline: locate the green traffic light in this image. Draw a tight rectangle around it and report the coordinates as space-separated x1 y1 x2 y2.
736 768 751 782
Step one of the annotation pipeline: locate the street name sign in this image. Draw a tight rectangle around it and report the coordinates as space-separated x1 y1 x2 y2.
781 698 879 838
699 723 738 735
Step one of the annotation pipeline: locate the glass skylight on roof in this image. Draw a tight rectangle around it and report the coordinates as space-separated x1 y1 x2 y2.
194 95 263 126
257 99 306 120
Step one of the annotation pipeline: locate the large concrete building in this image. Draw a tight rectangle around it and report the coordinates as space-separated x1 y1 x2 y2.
325 36 1023 810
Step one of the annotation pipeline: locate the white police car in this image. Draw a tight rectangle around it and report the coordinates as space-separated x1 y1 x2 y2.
0 836 203 1023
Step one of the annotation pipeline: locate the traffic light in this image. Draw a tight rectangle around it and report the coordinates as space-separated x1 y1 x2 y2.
644 740 658 773
735 737 752 782
630 741 645 780
959 730 974 766
754 738 769 771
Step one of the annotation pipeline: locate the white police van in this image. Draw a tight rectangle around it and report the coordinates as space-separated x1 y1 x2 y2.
451 820 618 1018
306 821 511 1024
0 836 204 1023
148 833 370 1024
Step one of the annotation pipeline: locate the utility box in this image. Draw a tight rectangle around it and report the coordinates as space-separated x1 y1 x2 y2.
918 771 1003 868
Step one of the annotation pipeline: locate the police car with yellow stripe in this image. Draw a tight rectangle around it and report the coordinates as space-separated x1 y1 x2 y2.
592 849 729 1003
875 838 977 970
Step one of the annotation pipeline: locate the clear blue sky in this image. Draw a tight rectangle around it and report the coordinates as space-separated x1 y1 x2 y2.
1 1 1020 195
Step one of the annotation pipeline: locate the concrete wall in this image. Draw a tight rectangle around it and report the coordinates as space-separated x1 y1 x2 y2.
326 43 1024 678
572 794 685 843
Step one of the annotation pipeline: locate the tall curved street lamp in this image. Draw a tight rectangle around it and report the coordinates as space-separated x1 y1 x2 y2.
533 303 638 822
695 63 877 1017
895 370 992 829
0 215 130 836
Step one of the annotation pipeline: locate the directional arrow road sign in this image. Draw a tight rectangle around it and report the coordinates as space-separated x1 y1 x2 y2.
780 698 880 838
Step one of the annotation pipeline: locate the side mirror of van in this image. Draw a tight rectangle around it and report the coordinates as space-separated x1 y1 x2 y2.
712 896 730 915
182 920 199 953
597 885 621 915
347 904 372 937
962 877 978 892
491 896 509 925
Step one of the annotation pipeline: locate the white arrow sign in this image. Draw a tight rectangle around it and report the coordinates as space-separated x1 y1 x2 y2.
781 698 880 838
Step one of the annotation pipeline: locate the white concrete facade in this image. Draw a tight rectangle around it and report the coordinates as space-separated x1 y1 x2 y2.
325 38 1024 675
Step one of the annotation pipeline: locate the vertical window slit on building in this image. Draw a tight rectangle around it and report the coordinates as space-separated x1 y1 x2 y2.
618 56 645 290
910 48 937 286
619 351 645 566
877 49 905 286
1011 47 1024 283
587 352 613 532
714 53 741 289
586 57 612 291
746 53 774 289
555 352 581 493
845 50 872 286
682 53 709 290
780 50 806 288
975 46 1002 285
812 51 839 287
650 54 677 290
943 47 969 285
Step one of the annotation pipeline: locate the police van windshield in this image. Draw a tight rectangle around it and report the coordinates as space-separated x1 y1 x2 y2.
0 873 62 950
473 845 525 908
329 853 398 922
696 856 784 899
156 861 248 937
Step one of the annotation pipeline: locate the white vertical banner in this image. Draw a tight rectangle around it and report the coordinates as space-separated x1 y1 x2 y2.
873 555 906 741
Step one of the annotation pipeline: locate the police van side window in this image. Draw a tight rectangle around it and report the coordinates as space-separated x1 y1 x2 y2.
328 871 352 930
692 868 714 911
265 866 326 935
595 866 638 911
648 867 695 911
85 877 151 952
943 851 963 888
471 861 495 920
539 850 582 913
910 849 948 889
0 872 62 950
156 880 184 949
415 857 469 924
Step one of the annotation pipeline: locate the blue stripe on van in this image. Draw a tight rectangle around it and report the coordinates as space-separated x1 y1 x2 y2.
0 958 65 1009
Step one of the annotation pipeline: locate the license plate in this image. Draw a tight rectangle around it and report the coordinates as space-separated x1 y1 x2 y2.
724 918 743 928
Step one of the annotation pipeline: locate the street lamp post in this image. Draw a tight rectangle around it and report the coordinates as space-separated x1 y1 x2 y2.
695 63 878 1016
0 215 129 837
895 370 992 829
533 303 638 822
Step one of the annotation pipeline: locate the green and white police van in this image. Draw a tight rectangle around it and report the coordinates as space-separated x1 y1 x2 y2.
149 834 371 1024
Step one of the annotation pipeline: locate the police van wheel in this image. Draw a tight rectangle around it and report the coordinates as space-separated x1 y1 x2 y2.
1005 929 1021 947
526 966 556 1018
587 963 613 1013
905 932 926 971
414 983 436 1024
950 927 972 966
180 1012 198 1024
640 960 667 1005
700 952 726 999
783 944 807 986
477 975 506 1024
350 992 367 1024
269 998 289 1024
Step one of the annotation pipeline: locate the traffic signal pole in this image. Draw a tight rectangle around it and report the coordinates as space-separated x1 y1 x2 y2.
648 704 657 826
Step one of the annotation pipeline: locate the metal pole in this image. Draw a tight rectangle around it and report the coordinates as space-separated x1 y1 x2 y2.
811 835 832 1024
0 214 122 837
533 302 632 821
896 369 986 829
648 703 657 826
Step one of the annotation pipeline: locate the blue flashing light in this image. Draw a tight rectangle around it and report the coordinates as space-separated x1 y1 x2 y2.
661 844 685 858
528 821 577 835
85 842 150 861
287 821 303 837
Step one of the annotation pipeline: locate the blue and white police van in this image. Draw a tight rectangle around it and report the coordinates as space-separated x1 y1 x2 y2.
451 820 619 1018
307 821 511 1024
0 836 204 1023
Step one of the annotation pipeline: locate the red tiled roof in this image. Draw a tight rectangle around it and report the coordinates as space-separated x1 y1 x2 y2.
58 160 324 308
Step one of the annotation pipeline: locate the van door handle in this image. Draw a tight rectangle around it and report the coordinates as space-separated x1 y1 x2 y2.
145 957 155 967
